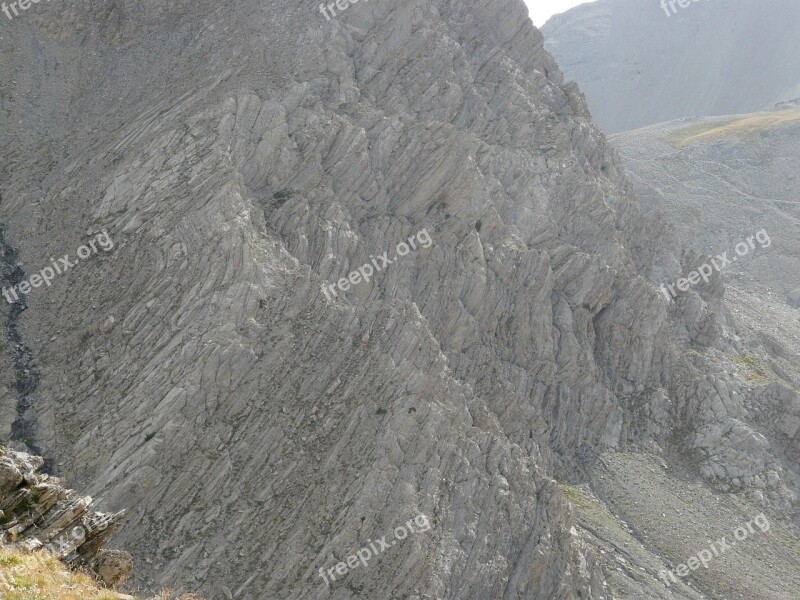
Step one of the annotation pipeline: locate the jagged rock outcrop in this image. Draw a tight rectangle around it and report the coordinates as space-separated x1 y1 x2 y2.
0 445 129 581
0 0 798 599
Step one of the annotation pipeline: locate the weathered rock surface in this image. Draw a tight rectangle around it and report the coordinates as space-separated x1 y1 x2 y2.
0 0 798 599
542 0 800 132
0 445 128 577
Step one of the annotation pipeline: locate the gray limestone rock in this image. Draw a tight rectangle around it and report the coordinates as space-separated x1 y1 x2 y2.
0 0 797 598
0 445 125 569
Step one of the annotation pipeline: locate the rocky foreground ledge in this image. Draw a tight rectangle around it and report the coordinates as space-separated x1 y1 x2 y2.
0 444 131 587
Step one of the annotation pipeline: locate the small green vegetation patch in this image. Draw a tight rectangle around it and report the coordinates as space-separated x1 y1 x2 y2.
731 354 772 385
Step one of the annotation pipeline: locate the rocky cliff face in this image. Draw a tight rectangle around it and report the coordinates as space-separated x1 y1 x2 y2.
542 0 800 133
0 0 798 598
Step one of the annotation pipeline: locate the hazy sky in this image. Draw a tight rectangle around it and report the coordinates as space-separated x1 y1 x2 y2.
523 0 592 26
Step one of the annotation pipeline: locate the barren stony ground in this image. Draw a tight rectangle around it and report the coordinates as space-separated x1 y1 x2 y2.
0 0 798 599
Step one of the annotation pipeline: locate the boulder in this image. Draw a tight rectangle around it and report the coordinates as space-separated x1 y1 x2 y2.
94 549 133 588
0 456 23 496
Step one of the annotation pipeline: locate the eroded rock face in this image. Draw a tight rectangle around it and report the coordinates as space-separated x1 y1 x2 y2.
0 0 797 599
0 457 23 497
0 446 126 572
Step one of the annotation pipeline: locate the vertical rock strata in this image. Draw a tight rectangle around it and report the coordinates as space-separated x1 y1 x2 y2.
0 0 796 598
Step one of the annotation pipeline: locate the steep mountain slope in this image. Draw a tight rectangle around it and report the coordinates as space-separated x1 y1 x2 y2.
606 102 800 598
611 103 800 294
1 1 798 599
610 102 800 467
542 0 800 133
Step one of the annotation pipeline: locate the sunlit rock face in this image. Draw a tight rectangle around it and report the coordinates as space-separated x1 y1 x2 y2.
0 445 126 573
